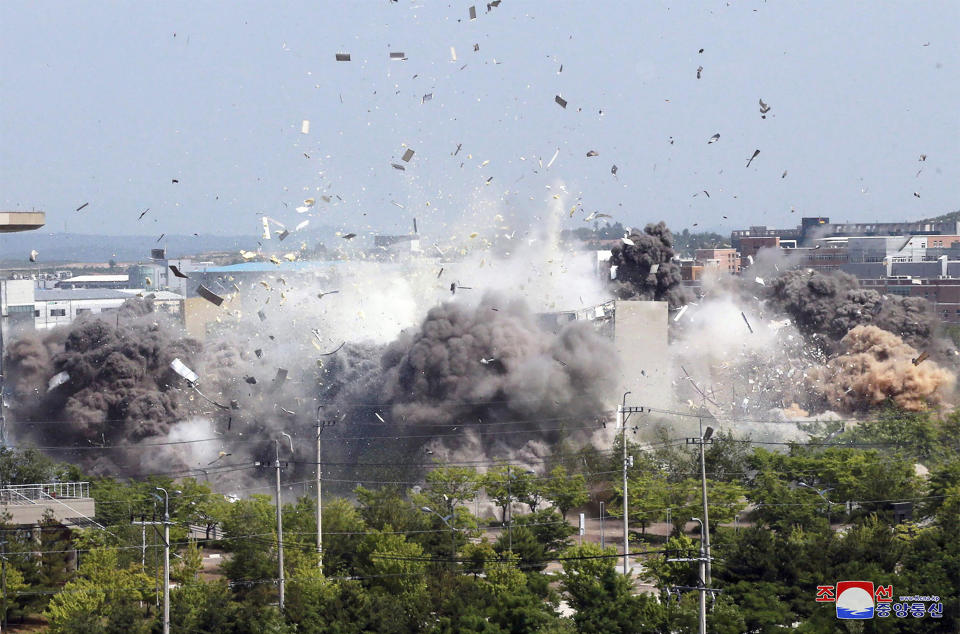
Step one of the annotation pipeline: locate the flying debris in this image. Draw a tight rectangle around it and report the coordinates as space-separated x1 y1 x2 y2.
335 53 351 61
391 163 406 171
29 249 38 262
257 310 267 321
912 351 930 366
171 179 179 184
469 5 477 19
782 170 788 179
389 51 406 60
586 150 599 157
583 211 612 222
320 342 346 356
555 95 568 109
169 265 189 279
170 358 200 384
301 120 310 134
196 285 225 306
546 148 560 168
401 148 415 162
421 93 433 103
138 208 150 220
696 65 703 79
708 133 720 144
317 290 340 299
277 230 290 241
75 202 89 212
741 312 754 334
156 234 165 242
342 233 357 240
914 192 920 198
759 98 771 116
673 305 689 322
47 371 70 392
745 149 760 167
611 165 618 176
621 237 635 246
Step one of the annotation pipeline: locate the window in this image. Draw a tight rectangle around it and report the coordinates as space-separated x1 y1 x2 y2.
76 308 91 314
33 309 40 317
50 309 67 317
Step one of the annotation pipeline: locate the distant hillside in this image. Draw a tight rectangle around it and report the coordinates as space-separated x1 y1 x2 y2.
0 225 342 265
922 209 960 223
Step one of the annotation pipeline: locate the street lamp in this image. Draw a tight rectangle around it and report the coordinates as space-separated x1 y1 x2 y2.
798 482 834 526
421 507 457 570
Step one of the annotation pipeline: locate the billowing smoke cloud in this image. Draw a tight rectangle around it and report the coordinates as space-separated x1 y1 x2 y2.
806 325 955 412
609 222 689 308
6 299 200 441
378 292 615 431
764 270 936 350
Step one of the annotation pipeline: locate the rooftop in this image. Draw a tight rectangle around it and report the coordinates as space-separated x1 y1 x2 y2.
0 211 45 233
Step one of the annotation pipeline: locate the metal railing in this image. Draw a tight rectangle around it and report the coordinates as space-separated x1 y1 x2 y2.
0 482 91 505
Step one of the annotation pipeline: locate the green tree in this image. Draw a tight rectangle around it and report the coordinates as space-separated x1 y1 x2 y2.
43 547 153 634
170 579 240 633
543 466 589 519
559 543 664 633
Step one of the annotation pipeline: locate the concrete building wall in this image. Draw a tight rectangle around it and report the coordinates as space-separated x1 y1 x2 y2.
612 300 671 410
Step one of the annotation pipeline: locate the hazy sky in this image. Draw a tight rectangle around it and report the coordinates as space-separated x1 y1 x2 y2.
1 1 957 239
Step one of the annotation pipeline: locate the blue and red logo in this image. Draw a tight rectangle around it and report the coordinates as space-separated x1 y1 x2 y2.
817 581 893 619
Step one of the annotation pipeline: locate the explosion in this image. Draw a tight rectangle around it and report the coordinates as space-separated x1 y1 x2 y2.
806 325 955 413
608 221 689 308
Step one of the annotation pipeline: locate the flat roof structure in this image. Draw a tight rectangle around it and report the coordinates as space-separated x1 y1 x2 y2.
0 211 46 233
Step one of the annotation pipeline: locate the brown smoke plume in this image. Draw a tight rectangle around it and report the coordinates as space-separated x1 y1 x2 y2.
807 325 955 413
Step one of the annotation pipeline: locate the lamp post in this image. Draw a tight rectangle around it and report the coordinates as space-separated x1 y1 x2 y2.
421 507 456 570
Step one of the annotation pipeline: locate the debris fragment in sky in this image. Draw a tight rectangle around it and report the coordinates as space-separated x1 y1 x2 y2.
584 211 612 222
170 358 200 384
317 289 339 299
75 202 89 212
622 237 635 246
745 149 760 167
156 234 165 242
262 218 271 240
389 51 406 60
913 192 921 198
673 305 689 322
450 46 457 61
546 148 560 168
741 312 754 334
391 163 406 171
697 65 703 79
755 277 765 286
422 93 432 103
555 95 568 108
782 170 788 179
586 150 599 157
138 208 150 220
320 342 346 356
912 351 930 366
469 5 477 19
257 310 267 321
401 148 415 162
375 412 386 423
169 265 189 279
611 164 618 176
277 230 290 241
342 233 357 240
29 249 38 262
272 368 288 390
335 53 351 61
295 220 309 231
708 133 720 144
759 98 771 117
197 285 225 307
47 371 70 392
301 120 310 134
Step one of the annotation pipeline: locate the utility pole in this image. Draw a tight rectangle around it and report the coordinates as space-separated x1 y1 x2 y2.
618 393 643 576
275 433 292 610
687 422 714 585
2 539 7 633
599 501 605 550
315 408 336 573
506 464 512 553
667 518 718 634
154 488 172 634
